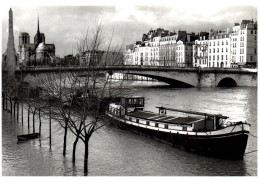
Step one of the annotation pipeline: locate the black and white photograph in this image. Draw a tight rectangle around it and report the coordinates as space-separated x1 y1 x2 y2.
1 0 258 180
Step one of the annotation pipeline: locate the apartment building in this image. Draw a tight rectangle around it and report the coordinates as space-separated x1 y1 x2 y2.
230 20 257 67
125 20 257 68
193 32 209 67
208 30 231 68
125 28 197 67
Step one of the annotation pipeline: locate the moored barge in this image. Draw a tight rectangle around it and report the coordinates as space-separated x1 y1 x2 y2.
106 96 250 159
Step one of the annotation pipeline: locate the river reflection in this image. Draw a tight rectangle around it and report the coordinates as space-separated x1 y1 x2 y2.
2 81 257 176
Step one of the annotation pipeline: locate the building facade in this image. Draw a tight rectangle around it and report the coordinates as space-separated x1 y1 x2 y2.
125 28 197 67
193 20 257 68
18 17 55 66
192 32 209 67
208 30 231 68
230 20 257 67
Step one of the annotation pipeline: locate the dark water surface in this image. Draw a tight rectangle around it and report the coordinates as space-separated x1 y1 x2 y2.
2 82 257 176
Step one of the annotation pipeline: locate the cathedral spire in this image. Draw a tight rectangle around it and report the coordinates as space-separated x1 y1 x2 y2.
37 13 40 34
35 13 42 48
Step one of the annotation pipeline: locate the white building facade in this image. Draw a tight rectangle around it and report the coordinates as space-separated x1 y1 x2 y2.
193 34 209 67
208 31 231 68
230 20 257 67
125 28 196 67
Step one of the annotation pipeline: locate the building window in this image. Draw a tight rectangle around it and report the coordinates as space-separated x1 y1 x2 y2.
213 55 215 60
250 56 253 61
251 30 253 34
217 55 219 60
217 48 219 53
222 48 224 52
226 55 228 60
213 48 215 53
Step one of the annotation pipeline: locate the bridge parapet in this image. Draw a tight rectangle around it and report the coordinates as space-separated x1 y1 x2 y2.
17 66 257 75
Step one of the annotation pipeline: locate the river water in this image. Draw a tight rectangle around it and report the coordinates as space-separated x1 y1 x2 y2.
1 81 257 176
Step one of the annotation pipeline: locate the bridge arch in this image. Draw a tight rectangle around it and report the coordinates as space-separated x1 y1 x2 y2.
217 77 237 87
126 73 194 88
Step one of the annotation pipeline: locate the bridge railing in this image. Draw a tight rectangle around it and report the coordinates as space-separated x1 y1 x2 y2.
19 65 257 74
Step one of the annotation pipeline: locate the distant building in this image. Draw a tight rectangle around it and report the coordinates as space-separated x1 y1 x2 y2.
125 28 197 67
80 50 123 66
18 16 55 66
127 20 257 68
193 32 209 67
192 20 257 68
230 20 257 67
175 32 198 67
208 30 231 68
124 44 135 65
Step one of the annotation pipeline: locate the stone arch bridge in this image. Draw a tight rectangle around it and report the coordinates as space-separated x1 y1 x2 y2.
16 66 257 87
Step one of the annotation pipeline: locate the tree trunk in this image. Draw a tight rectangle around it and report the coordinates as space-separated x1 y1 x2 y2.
28 104 30 133
14 102 16 118
49 105 52 149
2 94 5 110
22 101 24 125
84 138 89 175
39 108 41 136
63 121 68 156
10 98 12 115
33 111 35 133
72 133 80 163
17 101 19 122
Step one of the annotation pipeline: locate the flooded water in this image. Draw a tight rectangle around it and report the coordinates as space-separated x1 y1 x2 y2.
2 82 257 176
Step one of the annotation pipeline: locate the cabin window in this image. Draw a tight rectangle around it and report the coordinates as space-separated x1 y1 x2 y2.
182 126 187 131
136 119 139 123
146 121 149 125
134 98 137 104
155 123 159 127
165 124 168 129
129 117 132 121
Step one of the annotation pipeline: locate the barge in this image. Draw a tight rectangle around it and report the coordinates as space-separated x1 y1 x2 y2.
106 96 250 159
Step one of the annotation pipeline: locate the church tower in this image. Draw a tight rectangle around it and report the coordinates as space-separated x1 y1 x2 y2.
3 8 18 75
34 16 45 48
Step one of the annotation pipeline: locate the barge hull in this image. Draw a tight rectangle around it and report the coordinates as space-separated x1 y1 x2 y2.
110 117 248 159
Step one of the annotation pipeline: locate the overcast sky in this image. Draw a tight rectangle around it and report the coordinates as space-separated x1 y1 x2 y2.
1 0 258 57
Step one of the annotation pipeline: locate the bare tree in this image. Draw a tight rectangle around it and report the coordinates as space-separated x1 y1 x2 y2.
35 22 129 174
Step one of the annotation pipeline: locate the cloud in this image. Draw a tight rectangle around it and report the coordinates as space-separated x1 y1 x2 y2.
1 5 257 57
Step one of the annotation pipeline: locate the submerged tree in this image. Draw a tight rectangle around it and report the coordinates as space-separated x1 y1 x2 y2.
36 22 129 174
